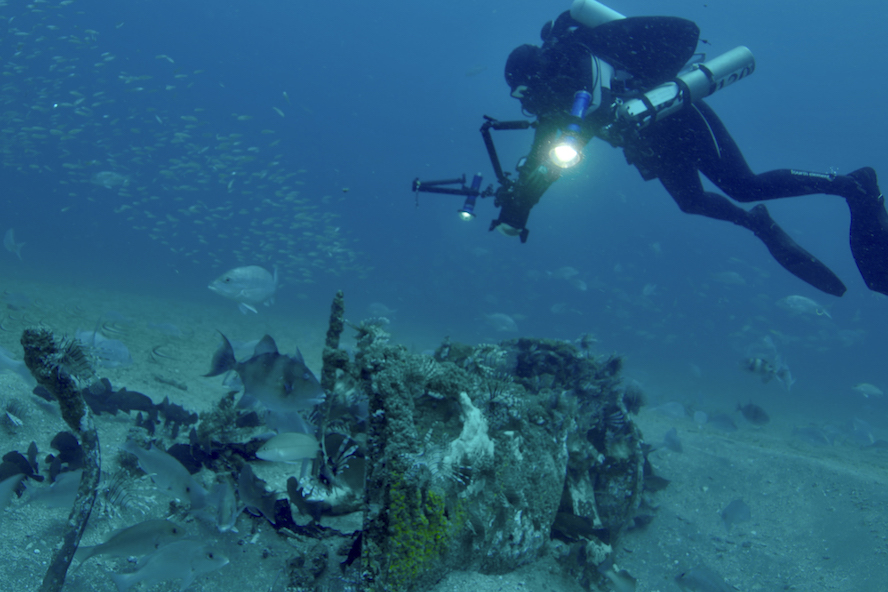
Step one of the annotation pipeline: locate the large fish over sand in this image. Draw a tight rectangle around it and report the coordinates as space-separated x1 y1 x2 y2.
205 333 325 418
208 265 277 314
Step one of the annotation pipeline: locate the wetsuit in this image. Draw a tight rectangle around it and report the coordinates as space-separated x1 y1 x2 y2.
499 12 888 297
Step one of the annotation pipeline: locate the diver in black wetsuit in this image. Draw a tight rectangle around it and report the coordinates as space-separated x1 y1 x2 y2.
495 4 888 297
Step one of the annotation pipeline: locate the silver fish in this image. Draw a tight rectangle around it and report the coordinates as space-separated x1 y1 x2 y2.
26 469 82 508
108 539 228 592
121 440 207 509
3 229 24 260
485 313 518 332
75 329 133 368
777 294 831 318
207 478 242 533
0 474 25 517
75 519 186 564
569 277 587 291
90 170 129 189
710 271 746 285
256 432 319 463
208 265 277 314
852 382 883 398
548 266 579 280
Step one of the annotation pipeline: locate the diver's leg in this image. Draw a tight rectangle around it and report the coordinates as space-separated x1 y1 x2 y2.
659 166 846 296
707 142 888 294
692 102 887 294
692 103 868 201
844 167 888 295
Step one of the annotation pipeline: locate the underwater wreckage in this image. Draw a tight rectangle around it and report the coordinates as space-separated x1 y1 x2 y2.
5 294 653 592
315 291 650 591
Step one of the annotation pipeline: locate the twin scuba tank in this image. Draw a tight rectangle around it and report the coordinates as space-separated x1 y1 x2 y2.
570 0 756 131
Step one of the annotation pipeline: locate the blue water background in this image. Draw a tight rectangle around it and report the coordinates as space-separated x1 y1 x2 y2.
1 0 886 424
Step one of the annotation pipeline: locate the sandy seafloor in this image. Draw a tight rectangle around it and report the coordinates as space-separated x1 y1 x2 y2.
1 277 886 592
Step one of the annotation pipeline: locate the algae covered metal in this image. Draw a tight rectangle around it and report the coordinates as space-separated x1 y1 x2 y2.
338 322 645 591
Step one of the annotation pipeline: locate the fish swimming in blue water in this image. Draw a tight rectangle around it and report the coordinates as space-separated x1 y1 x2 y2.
91 170 129 190
3 228 24 260
208 265 277 314
484 313 518 332
777 294 832 318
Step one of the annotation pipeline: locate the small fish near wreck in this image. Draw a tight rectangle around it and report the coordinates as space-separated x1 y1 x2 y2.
256 432 320 463
737 402 770 425
108 539 228 592
74 519 186 565
208 265 277 314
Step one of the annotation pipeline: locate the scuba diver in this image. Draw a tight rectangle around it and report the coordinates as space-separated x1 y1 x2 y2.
494 0 888 297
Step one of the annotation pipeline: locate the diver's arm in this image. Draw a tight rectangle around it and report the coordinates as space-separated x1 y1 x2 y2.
490 119 565 241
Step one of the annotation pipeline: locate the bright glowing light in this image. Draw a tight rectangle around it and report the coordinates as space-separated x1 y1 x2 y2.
458 210 475 221
550 142 581 169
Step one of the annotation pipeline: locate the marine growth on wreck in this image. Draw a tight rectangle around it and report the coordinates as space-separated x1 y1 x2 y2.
2 295 651 592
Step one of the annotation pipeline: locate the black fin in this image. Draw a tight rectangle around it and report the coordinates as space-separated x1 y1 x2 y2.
847 168 888 295
204 333 237 377
750 204 846 296
254 335 278 356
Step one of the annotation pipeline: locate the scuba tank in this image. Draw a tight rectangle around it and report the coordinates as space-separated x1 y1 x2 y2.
570 0 625 28
617 46 756 130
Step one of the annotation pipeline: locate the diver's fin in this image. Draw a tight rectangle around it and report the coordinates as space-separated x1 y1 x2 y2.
749 204 846 296
846 167 888 296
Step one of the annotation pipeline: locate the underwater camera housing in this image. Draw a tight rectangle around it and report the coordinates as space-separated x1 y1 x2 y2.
411 116 534 239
